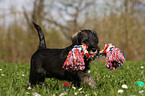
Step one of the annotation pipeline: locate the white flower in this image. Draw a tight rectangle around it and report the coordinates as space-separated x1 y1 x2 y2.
78 88 83 91
88 70 91 73
72 86 76 90
1 74 5 76
32 92 41 96
80 91 85 93
121 84 128 89
22 74 25 76
26 92 30 94
64 92 67 95
27 86 31 90
59 93 64 96
85 94 88 96
112 75 115 77
59 92 67 96
118 89 124 94
139 90 144 93
0 69 2 71
74 92 78 95
141 66 144 69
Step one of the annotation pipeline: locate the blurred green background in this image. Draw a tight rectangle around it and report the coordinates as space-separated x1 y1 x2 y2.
0 0 144 63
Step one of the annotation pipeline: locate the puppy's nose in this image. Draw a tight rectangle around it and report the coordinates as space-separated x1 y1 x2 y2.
92 48 96 52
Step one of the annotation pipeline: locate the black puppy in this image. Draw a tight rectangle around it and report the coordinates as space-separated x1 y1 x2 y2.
28 22 99 89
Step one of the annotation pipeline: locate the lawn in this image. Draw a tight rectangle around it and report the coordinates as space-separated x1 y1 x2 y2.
0 60 144 96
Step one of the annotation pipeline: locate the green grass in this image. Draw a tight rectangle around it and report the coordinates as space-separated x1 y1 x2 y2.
0 61 145 96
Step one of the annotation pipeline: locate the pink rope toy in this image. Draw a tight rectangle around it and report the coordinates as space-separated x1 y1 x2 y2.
62 44 88 72
92 43 126 70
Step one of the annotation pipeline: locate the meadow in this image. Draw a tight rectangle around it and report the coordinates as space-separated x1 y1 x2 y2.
0 60 144 96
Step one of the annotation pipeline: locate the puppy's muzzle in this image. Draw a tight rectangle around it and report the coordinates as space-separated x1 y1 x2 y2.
89 48 100 55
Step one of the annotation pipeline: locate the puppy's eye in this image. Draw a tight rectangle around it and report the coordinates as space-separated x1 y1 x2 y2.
82 40 88 43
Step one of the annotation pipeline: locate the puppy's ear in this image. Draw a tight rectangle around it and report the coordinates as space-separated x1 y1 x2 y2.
71 31 88 45
71 32 80 45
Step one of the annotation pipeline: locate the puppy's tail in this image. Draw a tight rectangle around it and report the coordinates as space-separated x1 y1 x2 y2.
33 22 46 49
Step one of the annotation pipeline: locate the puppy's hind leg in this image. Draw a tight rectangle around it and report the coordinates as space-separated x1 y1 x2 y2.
27 70 38 89
28 56 47 87
78 71 97 89
28 67 46 87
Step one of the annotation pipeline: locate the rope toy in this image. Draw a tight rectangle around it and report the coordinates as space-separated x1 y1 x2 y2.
62 43 126 72
91 43 126 70
62 44 88 72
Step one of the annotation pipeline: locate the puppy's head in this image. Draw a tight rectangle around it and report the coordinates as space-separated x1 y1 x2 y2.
71 30 100 54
